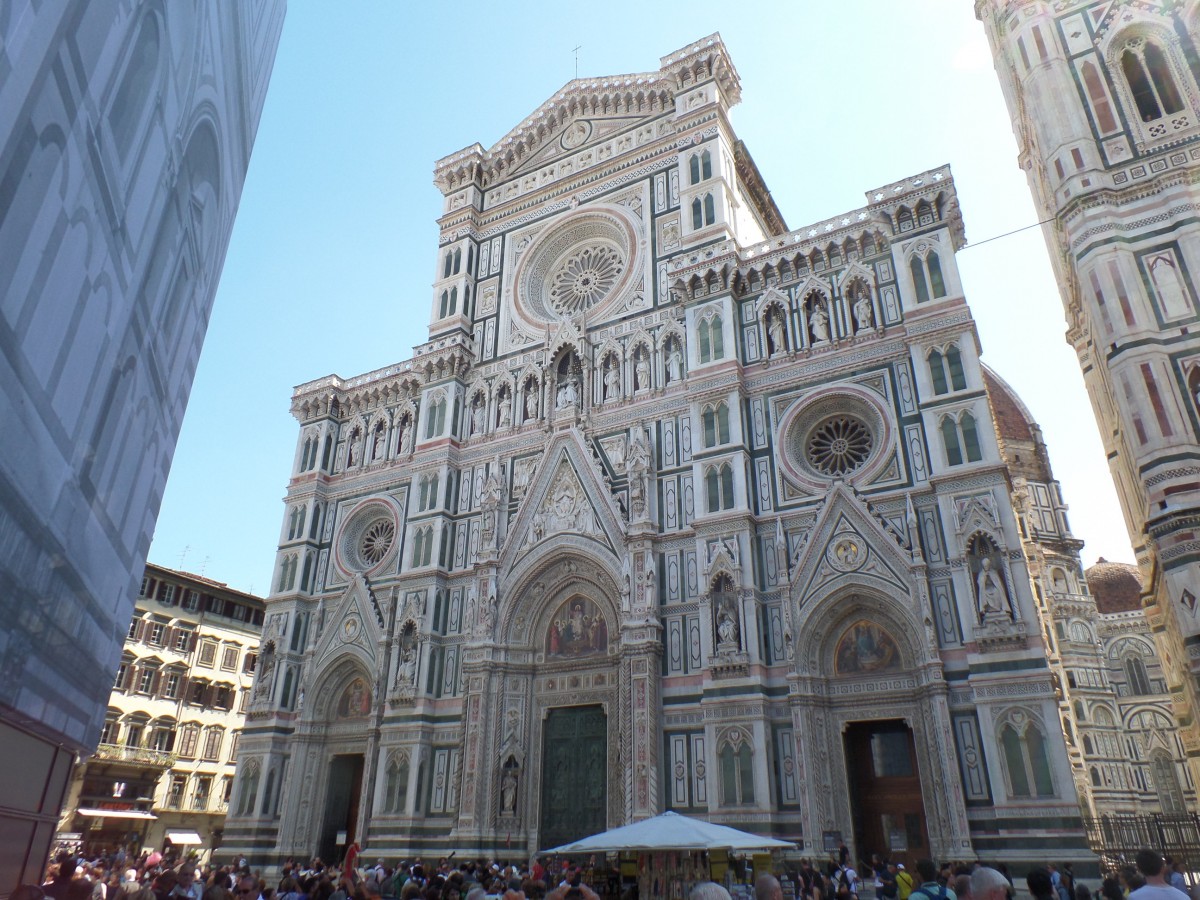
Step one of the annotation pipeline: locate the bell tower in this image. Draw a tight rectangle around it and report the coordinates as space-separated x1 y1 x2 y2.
978 0 1200 783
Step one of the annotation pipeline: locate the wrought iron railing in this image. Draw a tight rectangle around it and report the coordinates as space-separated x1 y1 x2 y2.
93 743 177 768
1083 814 1200 880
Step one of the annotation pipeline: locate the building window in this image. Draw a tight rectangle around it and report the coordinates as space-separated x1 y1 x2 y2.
177 724 198 759
163 672 181 700
689 149 713 185
100 715 120 745
413 526 434 567
941 412 982 467
1152 751 1186 813
202 728 224 762
221 647 239 671
137 665 158 695
719 740 755 805
214 685 234 711
1125 655 1153 695
182 590 200 612
418 473 440 511
384 754 410 813
702 402 731 448
222 775 235 805
148 623 164 646
115 662 129 691
150 722 175 752
691 193 716 230
123 718 146 748
705 463 735 513
425 396 447 439
1121 38 1184 123
928 345 967 395
909 251 947 303
128 618 141 640
166 775 186 810
697 313 724 364
238 765 260 817
229 731 241 764
192 775 212 811
999 717 1055 798
197 640 217 667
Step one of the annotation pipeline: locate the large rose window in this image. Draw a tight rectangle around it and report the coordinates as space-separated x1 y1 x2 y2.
806 415 874 477
547 245 624 315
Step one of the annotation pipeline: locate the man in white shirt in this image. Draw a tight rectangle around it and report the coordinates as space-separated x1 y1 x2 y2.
1128 850 1188 900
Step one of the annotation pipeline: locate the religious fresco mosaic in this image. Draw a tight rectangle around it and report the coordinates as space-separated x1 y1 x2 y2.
335 677 371 719
545 596 609 658
834 620 901 675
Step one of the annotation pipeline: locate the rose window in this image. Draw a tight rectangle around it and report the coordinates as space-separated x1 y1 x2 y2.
805 415 873 477
359 519 395 565
547 245 624 315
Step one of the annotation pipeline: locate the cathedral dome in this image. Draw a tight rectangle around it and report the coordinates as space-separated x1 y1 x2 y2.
1085 558 1143 613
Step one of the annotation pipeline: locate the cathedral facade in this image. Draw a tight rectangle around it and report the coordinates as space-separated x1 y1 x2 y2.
227 36 1093 868
977 1 1200 793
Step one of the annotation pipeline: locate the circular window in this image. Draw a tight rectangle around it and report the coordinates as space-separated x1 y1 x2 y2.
336 501 399 575
806 414 873 476
547 245 624 315
359 518 395 565
513 207 640 325
778 388 890 489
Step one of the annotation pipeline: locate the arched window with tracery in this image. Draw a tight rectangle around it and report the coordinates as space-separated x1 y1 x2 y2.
1152 750 1186 813
940 411 982 467
718 731 755 805
413 526 434 567
1120 36 1185 123
705 463 735 513
1125 654 1152 695
425 395 447 439
383 752 410 813
237 761 260 817
697 311 724 363
702 402 730 448
910 250 947 304
998 711 1055 798
928 345 966 395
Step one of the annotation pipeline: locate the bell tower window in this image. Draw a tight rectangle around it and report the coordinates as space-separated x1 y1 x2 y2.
1121 38 1184 123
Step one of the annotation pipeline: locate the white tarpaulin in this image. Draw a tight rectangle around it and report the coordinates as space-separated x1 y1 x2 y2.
165 830 203 845
76 808 157 820
542 811 796 854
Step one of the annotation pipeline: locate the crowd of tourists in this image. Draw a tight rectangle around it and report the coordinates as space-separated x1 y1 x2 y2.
14 845 1193 900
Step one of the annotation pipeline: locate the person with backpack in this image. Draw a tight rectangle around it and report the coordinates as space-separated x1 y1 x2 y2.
910 861 955 900
896 866 914 900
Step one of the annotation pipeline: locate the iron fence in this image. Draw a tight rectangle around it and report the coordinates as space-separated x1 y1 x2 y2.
1083 814 1200 880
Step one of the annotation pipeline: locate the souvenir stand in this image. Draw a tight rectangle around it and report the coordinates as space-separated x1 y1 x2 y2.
543 811 795 900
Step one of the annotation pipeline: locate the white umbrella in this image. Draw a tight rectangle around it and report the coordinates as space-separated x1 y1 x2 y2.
542 811 796 854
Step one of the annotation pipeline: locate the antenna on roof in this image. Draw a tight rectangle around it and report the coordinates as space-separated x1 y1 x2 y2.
572 45 581 79
199 556 211 577
178 545 190 569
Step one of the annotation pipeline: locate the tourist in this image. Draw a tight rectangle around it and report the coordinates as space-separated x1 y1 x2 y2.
911 860 955 900
967 867 1010 900
1128 850 1189 900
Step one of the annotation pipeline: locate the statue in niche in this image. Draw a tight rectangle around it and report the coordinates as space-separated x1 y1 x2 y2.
853 290 874 332
465 584 477 632
969 534 1014 622
399 418 414 454
397 644 417 687
524 383 539 421
625 429 652 520
471 398 486 436
481 470 502 545
254 641 276 699
976 557 1009 619
371 426 385 460
809 303 831 343
501 768 518 815
1150 254 1192 319
716 599 739 648
634 348 651 391
767 312 787 356
498 391 512 428
556 376 579 410
666 341 683 384
604 357 621 401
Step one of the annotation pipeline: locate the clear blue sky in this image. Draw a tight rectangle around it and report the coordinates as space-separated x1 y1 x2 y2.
148 1 1136 594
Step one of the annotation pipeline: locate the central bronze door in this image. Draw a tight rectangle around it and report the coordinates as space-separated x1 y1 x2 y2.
541 704 607 848
843 720 928 868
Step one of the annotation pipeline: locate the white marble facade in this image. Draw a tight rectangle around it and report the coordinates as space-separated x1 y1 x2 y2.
228 36 1094 870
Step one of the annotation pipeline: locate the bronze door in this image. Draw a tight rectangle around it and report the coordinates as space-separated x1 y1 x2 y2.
540 705 607 848
843 720 928 869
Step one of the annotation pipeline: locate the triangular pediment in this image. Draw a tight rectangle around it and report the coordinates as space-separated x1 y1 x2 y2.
791 484 915 605
508 116 651 179
311 573 383 671
501 431 625 569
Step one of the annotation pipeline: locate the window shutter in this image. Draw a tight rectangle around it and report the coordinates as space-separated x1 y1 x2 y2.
135 620 147 641
151 669 163 695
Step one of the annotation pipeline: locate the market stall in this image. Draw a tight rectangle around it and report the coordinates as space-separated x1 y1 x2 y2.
543 811 796 900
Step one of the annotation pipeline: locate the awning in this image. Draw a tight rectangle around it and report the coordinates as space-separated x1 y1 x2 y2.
165 830 203 845
76 808 157 820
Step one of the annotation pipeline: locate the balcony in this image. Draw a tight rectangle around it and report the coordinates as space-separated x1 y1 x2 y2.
93 743 177 769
